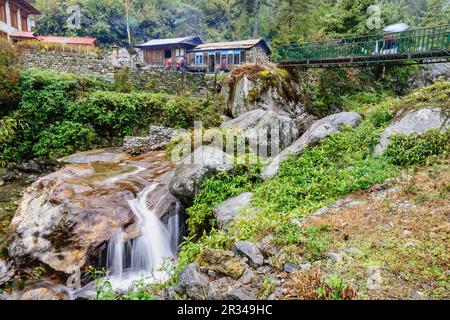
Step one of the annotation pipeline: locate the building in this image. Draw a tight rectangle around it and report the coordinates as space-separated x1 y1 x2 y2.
135 36 204 68
0 0 40 40
186 39 271 73
37 36 97 47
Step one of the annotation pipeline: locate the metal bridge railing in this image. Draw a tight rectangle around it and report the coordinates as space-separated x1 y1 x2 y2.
274 24 450 63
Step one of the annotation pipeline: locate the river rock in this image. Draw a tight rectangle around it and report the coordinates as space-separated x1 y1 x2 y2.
225 286 257 300
374 107 449 155
221 109 299 153
261 112 363 179
232 241 264 268
212 192 254 231
198 248 246 279
58 148 130 164
0 259 14 286
178 263 209 300
6 150 176 277
222 69 305 119
169 146 233 205
208 276 239 300
122 126 180 155
410 63 450 89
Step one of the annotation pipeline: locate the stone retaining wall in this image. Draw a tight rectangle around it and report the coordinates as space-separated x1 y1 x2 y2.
18 49 216 97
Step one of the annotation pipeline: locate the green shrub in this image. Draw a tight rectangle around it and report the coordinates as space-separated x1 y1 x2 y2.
113 67 135 93
32 121 99 159
0 68 223 163
385 129 449 166
0 41 20 114
186 163 262 237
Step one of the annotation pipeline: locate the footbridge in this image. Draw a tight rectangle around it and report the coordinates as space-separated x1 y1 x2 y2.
274 24 450 68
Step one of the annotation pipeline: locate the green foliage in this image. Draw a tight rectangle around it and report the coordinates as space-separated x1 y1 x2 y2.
122 277 155 300
0 41 20 114
32 121 99 159
113 67 135 93
273 223 331 261
186 164 262 237
0 68 221 162
385 129 450 166
253 122 396 214
86 266 115 300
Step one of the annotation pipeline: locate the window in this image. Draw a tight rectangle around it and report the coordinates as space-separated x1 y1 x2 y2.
0 1 6 23
21 15 27 31
195 53 203 65
10 7 18 29
234 53 240 65
164 49 171 59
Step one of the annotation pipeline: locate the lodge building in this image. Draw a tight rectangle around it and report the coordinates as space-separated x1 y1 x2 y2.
0 0 40 41
136 36 271 73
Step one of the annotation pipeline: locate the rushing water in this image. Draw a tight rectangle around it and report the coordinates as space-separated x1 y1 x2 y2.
106 184 180 291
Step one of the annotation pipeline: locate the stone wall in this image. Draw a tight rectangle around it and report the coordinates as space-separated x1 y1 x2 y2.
18 49 216 97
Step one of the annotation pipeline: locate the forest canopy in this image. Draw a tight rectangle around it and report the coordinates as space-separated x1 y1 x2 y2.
30 0 450 46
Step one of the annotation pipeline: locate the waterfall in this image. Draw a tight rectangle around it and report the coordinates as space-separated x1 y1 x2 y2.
106 184 179 291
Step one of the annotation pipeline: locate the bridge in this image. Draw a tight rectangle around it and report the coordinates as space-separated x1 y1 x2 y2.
274 24 450 68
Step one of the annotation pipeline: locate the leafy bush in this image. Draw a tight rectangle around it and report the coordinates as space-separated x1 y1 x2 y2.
0 68 223 163
385 129 449 166
0 41 20 114
186 164 262 237
32 121 99 159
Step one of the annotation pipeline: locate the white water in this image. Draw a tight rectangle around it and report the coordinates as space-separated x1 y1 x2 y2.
106 184 178 291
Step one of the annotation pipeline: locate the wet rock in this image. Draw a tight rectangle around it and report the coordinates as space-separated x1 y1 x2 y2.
7 150 175 276
262 112 362 179
213 192 254 231
199 248 246 279
221 109 299 153
58 148 130 164
178 263 209 300
374 107 449 155
169 146 233 206
232 241 264 268
0 179 4 187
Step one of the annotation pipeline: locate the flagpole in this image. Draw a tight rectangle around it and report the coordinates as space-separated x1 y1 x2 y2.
125 0 131 45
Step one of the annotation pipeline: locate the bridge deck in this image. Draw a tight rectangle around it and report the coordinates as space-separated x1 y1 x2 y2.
274 24 450 68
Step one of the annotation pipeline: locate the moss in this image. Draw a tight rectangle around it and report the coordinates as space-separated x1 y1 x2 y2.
247 87 260 105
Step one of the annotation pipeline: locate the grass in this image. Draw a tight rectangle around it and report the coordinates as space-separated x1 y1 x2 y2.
170 80 450 300
301 159 450 299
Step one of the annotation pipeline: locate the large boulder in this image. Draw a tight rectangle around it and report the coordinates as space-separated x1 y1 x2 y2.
221 109 299 153
6 150 177 278
198 248 246 279
374 107 449 155
410 63 450 89
221 65 307 119
169 146 233 205
178 263 209 300
212 192 254 231
261 112 363 180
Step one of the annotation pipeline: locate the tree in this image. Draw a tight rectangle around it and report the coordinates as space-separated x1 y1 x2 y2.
420 0 450 27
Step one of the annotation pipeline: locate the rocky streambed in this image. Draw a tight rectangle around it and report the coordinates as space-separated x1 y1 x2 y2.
0 148 184 300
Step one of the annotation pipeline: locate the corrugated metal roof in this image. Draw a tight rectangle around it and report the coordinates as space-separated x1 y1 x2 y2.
191 39 267 51
135 36 203 48
10 31 36 39
37 36 97 45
